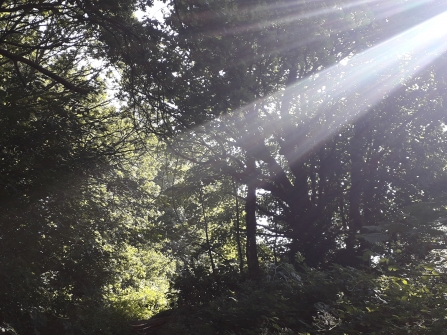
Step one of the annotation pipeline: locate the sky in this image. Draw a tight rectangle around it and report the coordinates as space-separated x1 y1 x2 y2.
135 0 169 22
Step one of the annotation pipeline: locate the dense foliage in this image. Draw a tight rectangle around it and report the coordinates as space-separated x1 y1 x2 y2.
2 0 447 334
0 1 170 334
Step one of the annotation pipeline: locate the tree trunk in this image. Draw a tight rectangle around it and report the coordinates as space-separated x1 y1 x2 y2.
245 157 259 280
346 124 364 261
199 187 216 276
232 177 244 274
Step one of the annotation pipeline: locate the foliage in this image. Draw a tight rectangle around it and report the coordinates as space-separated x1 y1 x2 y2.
148 259 447 335
107 246 174 320
171 262 243 307
141 0 447 271
0 1 170 334
3 0 447 334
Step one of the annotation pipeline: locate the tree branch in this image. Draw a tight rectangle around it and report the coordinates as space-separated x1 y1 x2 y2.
0 48 90 94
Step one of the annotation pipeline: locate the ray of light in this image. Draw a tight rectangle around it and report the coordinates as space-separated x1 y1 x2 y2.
288 5 447 161
219 4 447 169
180 0 445 85
203 0 431 37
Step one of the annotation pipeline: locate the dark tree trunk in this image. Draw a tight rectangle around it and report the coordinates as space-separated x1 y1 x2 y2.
346 124 365 265
245 157 259 280
232 178 244 274
287 163 313 265
199 187 216 276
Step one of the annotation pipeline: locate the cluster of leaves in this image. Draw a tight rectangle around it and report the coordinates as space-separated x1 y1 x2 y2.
136 0 447 273
131 2 447 333
148 259 447 335
143 198 447 334
0 1 173 334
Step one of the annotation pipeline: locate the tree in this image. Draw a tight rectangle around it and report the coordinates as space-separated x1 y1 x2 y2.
114 1 447 332
0 1 171 333
145 0 447 269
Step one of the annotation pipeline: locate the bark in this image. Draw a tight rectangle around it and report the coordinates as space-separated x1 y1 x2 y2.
245 156 259 280
232 177 244 274
199 187 216 276
346 124 364 255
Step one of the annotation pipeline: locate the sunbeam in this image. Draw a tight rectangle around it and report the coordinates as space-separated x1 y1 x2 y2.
177 0 445 71
288 4 447 162
219 1 447 167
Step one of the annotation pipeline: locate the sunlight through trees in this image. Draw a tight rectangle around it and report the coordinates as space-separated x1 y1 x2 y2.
2 0 447 334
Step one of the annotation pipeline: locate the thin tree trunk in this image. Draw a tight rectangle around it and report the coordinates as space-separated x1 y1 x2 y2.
347 124 363 257
232 177 244 274
245 157 259 280
199 187 216 276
